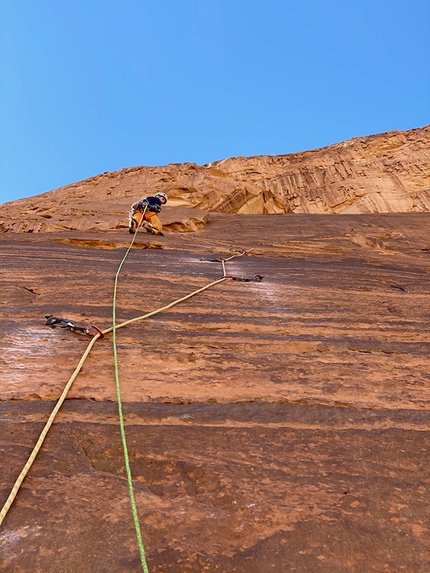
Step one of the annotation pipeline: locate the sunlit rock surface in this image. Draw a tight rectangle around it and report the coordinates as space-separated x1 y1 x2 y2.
1 127 430 571
1 209 430 572
0 125 429 234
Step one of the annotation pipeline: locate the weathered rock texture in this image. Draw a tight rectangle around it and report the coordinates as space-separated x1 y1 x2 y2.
0 125 429 234
1 210 430 572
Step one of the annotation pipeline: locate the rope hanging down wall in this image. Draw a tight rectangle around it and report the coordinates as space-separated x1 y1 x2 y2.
0 229 262 572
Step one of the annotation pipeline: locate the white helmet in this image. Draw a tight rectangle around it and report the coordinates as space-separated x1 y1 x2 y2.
155 192 168 203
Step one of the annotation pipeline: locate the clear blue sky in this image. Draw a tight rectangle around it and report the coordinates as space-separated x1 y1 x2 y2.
1 0 429 205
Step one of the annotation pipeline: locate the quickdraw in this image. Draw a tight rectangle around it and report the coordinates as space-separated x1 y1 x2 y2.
200 252 263 283
44 314 104 338
200 257 226 262
223 274 264 282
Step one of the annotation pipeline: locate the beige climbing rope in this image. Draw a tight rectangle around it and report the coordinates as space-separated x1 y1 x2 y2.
0 275 229 527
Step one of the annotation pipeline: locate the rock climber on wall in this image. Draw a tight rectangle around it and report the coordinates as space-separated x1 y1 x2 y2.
128 192 168 235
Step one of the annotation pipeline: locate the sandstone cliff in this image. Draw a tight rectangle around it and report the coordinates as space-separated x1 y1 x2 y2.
1 126 430 572
2 213 430 571
0 125 429 233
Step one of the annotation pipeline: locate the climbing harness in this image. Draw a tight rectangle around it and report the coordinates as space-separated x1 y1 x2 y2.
0 224 263 573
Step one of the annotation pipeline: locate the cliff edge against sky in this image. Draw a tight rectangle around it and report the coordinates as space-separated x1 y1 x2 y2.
0 125 429 233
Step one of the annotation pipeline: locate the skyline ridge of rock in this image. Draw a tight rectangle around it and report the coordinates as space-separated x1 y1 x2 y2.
1 124 429 233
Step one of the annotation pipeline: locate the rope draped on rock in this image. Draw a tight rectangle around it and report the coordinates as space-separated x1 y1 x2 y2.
0 227 262 573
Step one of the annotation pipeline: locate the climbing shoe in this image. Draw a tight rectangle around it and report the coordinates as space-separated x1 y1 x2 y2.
145 224 163 236
129 217 138 234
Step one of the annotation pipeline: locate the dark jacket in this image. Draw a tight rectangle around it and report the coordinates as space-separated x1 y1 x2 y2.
133 196 163 213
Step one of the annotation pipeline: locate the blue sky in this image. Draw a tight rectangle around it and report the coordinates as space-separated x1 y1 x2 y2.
1 0 429 205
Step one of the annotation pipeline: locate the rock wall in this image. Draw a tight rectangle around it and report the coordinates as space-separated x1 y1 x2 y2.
2 125 430 572
212 125 430 214
0 125 429 233
1 213 430 571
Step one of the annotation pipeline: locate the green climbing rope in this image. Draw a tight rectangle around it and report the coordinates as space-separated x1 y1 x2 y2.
112 226 150 573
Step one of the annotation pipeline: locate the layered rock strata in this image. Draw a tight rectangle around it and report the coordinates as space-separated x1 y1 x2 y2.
1 212 430 572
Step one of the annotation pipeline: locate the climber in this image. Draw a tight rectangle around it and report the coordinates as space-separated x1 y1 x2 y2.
128 192 168 235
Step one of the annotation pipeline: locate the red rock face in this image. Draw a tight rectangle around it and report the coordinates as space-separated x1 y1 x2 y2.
1 129 430 572
0 125 429 233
